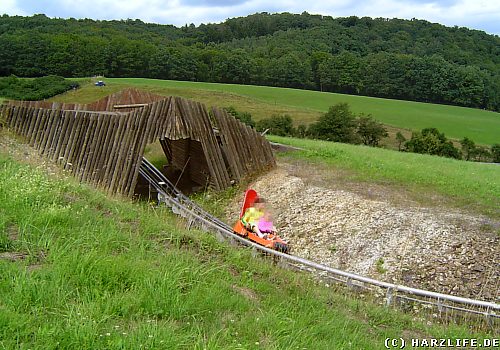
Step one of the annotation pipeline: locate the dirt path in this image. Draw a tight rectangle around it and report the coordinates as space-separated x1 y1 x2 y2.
226 161 499 302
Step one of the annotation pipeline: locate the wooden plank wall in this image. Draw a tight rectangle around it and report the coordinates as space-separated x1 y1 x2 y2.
1 89 275 196
0 103 153 196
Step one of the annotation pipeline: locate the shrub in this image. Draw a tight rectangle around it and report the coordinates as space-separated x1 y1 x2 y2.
256 114 295 136
294 124 307 138
460 137 476 161
223 106 255 128
404 128 461 159
396 132 406 151
308 102 360 143
472 146 491 162
491 144 500 163
0 75 79 101
356 115 388 146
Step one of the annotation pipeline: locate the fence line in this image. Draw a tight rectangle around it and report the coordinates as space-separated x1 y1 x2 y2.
1 89 275 195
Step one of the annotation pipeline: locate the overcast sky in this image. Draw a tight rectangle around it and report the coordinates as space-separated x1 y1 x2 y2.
1 0 499 36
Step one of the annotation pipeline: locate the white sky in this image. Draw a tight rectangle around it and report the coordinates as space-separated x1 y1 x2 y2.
1 0 499 36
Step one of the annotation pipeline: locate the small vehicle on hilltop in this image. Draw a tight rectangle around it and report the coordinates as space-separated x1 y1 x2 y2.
232 189 290 254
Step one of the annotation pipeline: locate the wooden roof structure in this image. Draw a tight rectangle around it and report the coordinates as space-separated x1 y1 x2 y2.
1 88 275 196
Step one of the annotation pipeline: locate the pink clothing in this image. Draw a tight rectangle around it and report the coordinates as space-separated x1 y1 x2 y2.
258 217 274 233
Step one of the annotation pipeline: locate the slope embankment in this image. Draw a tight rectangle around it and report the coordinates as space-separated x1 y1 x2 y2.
225 161 499 303
4 130 492 348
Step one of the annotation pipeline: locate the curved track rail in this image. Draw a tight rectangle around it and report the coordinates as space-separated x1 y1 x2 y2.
139 157 499 325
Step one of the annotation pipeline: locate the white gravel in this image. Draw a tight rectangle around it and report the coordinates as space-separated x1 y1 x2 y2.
227 166 499 302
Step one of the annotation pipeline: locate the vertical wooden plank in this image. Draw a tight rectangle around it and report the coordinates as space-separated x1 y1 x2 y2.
52 110 73 163
45 110 65 158
40 109 59 156
87 113 109 184
29 108 43 147
95 115 117 187
37 108 54 153
159 138 172 162
33 109 49 150
109 111 135 194
194 100 232 189
211 107 243 181
16 106 30 135
1 105 13 125
78 113 100 182
60 111 79 168
8 105 20 131
89 114 113 185
26 108 42 142
83 113 108 183
65 112 88 172
75 113 96 180
104 113 129 193
120 107 148 194
125 106 153 196
20 107 33 136
101 114 124 189
10 105 23 133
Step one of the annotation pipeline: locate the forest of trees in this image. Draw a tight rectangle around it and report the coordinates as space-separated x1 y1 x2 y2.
1 13 499 111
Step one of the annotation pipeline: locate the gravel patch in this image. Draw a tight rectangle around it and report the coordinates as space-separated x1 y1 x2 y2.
227 166 499 302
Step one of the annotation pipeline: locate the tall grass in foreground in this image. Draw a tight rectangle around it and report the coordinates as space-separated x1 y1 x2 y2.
268 136 499 218
0 154 491 349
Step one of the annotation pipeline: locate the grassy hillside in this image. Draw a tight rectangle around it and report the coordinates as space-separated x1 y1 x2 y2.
36 77 500 146
267 135 500 219
1 141 490 349
102 78 499 145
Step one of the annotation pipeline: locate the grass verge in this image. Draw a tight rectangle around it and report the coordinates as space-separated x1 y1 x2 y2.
0 149 492 348
268 135 500 219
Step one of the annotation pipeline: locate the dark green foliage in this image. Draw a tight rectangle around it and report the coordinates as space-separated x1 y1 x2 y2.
491 144 500 163
0 75 78 100
396 132 406 151
295 124 307 138
0 13 499 111
308 103 360 143
404 128 461 159
460 137 476 161
223 106 255 127
472 146 491 162
255 115 295 136
356 115 388 146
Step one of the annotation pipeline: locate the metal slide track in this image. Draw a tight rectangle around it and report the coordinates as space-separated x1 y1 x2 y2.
139 157 499 324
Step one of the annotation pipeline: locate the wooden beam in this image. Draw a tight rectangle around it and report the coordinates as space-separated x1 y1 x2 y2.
113 104 148 109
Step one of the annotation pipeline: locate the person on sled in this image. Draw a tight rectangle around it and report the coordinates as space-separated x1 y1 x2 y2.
257 210 277 239
241 198 276 239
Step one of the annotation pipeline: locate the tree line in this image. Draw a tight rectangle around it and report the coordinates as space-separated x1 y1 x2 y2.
1 13 499 111
228 104 500 163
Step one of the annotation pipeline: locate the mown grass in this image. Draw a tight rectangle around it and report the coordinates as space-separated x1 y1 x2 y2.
268 135 500 219
54 78 322 126
0 150 492 348
94 78 499 145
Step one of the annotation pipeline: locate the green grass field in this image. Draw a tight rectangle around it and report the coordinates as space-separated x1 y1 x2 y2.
268 135 500 219
100 78 499 145
1 149 490 349
5 77 500 145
